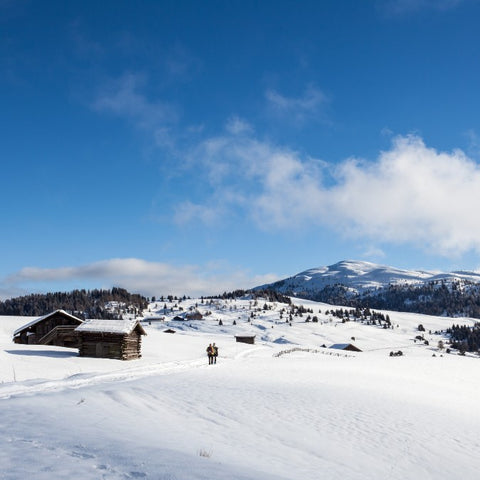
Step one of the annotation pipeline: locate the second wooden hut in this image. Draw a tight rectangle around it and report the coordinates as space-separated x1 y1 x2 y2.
75 319 146 360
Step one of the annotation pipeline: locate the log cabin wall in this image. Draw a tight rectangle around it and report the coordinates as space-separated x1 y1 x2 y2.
78 331 142 360
235 336 256 344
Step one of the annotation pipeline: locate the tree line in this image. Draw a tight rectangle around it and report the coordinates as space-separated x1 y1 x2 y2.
0 287 148 319
211 289 292 304
447 323 480 353
273 280 480 319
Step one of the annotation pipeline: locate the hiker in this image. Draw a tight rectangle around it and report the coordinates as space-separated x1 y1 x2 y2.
206 343 214 364
212 343 218 364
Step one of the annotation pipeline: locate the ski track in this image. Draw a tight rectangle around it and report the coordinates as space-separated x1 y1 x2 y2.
2 298 480 480
0 358 207 400
0 343 264 400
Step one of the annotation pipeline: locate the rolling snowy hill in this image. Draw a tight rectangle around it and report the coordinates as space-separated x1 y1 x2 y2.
256 260 480 317
258 260 480 294
1 295 479 479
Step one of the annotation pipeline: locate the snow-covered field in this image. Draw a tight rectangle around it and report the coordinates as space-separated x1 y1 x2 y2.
1 298 479 480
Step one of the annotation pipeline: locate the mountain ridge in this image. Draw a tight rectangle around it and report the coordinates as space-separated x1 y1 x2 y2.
259 260 480 292
255 260 480 318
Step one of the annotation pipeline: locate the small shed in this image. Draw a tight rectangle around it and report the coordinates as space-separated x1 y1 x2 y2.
185 311 203 320
142 316 165 324
329 343 362 352
235 335 256 344
75 319 146 360
13 309 83 347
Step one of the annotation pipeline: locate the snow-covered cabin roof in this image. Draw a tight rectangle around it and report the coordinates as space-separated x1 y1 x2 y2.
13 309 83 336
75 319 146 335
329 343 362 352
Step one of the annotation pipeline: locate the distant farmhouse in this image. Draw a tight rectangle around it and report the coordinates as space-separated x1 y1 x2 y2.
12 309 83 347
329 343 362 352
142 316 165 324
75 319 146 360
185 311 203 320
235 335 256 344
172 311 203 321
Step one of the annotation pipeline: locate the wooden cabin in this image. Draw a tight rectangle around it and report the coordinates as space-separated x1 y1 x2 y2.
235 335 256 344
142 316 165 324
329 343 362 352
13 309 83 347
75 319 146 360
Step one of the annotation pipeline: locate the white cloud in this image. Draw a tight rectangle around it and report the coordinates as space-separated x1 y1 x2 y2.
465 129 480 159
361 246 387 260
92 73 178 138
265 85 328 124
225 116 253 135
2 259 280 298
89 73 480 259
188 131 329 228
183 132 480 257
173 201 222 226
0 285 28 302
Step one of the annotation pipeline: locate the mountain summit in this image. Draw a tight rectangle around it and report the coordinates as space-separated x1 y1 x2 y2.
259 260 480 294
256 260 480 318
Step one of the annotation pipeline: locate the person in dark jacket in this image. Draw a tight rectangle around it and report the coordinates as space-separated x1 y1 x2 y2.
212 343 218 364
206 343 214 364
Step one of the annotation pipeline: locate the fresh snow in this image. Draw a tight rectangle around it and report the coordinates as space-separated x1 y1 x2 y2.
12 309 83 336
76 318 143 334
259 259 480 294
1 298 479 480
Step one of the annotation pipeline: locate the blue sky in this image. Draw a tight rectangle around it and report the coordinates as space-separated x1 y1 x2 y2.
2 0 480 298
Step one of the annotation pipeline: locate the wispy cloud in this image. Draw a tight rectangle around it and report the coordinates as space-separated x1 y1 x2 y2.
164 43 202 81
93 73 177 127
173 201 224 226
89 71 480 260
225 116 253 135
179 121 328 229
265 85 329 125
179 130 480 257
92 73 179 144
2 258 280 299
0 285 28 302
361 246 386 260
465 129 480 159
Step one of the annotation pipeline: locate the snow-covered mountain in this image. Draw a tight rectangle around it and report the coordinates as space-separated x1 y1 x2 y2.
256 260 480 317
259 260 480 294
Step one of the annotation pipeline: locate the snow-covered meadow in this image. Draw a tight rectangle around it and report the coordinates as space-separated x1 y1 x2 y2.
1 297 479 480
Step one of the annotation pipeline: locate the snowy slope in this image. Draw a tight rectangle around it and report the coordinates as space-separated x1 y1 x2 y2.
1 298 479 480
258 259 480 295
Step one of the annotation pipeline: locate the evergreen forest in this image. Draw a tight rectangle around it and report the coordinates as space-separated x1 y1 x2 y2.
0 288 148 319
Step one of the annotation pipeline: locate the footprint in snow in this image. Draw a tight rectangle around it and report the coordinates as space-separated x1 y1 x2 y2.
126 472 147 478
71 450 95 459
